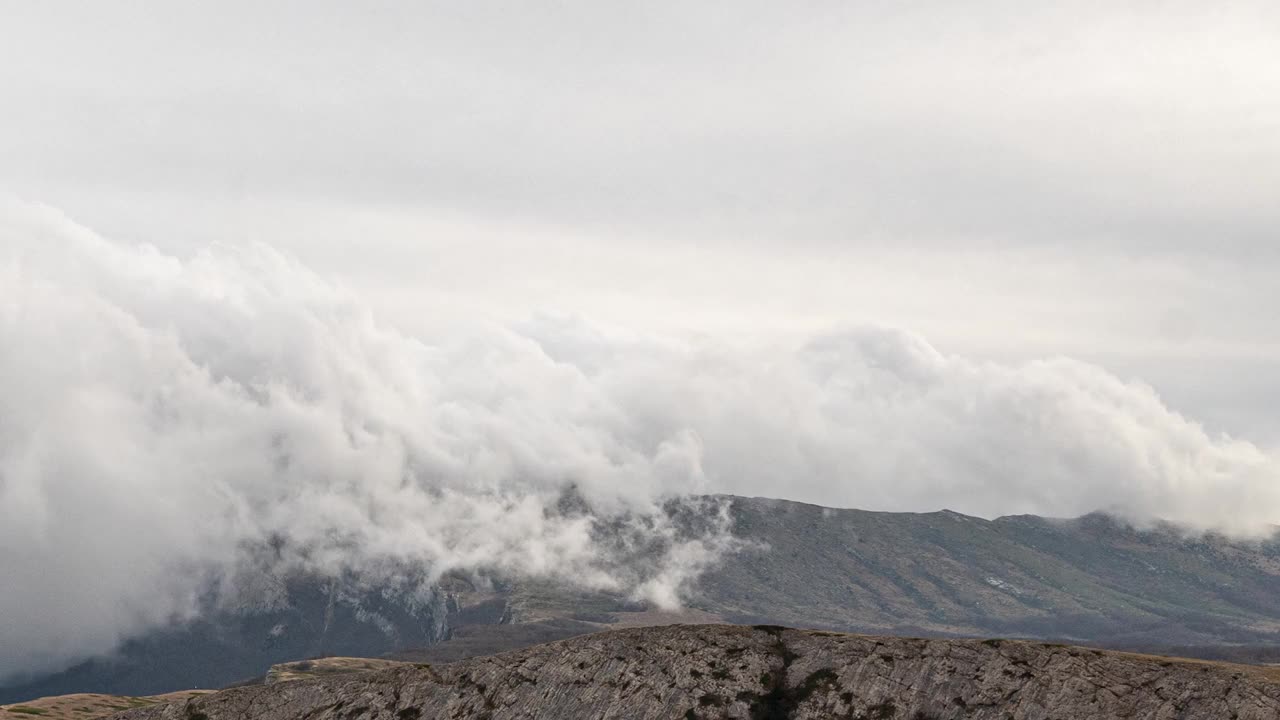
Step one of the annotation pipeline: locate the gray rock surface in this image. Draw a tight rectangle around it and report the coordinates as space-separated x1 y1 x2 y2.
111 624 1280 720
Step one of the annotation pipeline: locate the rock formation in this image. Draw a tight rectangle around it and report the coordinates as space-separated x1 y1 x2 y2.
112 624 1280 720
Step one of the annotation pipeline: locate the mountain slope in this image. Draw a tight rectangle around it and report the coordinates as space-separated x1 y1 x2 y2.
691 497 1280 644
10 495 1280 703
0 576 448 704
111 624 1280 720
0 690 210 720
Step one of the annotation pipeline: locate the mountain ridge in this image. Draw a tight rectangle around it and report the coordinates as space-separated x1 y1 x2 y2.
109 624 1280 720
8 495 1280 703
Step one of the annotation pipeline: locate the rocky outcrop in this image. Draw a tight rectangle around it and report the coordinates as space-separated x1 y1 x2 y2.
112 624 1280 720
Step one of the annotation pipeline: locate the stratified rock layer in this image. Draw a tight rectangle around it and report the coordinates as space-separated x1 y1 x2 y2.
112 624 1280 720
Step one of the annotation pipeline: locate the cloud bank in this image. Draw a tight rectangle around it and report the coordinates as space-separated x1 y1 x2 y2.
2 199 1278 679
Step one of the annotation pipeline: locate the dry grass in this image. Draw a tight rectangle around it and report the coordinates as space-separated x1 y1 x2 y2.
1102 649 1280 683
0 690 210 720
265 657 408 685
606 608 725 628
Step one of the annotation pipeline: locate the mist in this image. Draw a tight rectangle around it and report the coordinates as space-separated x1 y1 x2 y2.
2 198 1279 681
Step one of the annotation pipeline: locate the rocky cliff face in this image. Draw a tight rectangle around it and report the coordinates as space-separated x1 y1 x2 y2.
112 624 1280 720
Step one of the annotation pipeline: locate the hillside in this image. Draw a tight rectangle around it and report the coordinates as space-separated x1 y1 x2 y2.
9 495 1280 703
110 624 1280 720
399 496 1280 664
0 691 209 720
0 576 447 704
692 497 1280 644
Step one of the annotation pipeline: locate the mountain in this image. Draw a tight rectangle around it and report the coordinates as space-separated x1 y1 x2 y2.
403 496 1280 663
0 576 449 704
9 495 1280 703
110 624 1280 720
691 496 1280 645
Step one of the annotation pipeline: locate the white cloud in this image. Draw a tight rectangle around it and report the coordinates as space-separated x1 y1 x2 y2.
5 0 1279 447
0 200 731 680
2 200 1278 679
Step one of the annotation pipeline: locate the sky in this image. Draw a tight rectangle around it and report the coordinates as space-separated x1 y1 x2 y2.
3 1 1279 438
2 0 1280 681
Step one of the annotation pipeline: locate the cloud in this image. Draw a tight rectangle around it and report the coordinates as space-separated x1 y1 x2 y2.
5 1 1279 449
0 199 732 681
1 198 1278 680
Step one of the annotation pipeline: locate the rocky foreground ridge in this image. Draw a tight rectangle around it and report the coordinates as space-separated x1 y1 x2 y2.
113 624 1280 720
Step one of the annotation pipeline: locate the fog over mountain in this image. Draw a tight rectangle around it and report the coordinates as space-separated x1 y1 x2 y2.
3 199 1279 682
3 0 1280 700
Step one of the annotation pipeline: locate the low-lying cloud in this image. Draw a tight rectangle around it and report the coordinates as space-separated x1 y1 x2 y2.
1 198 1277 680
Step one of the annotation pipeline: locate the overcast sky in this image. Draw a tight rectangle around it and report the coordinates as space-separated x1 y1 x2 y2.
3 1 1280 679
4 1 1279 442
